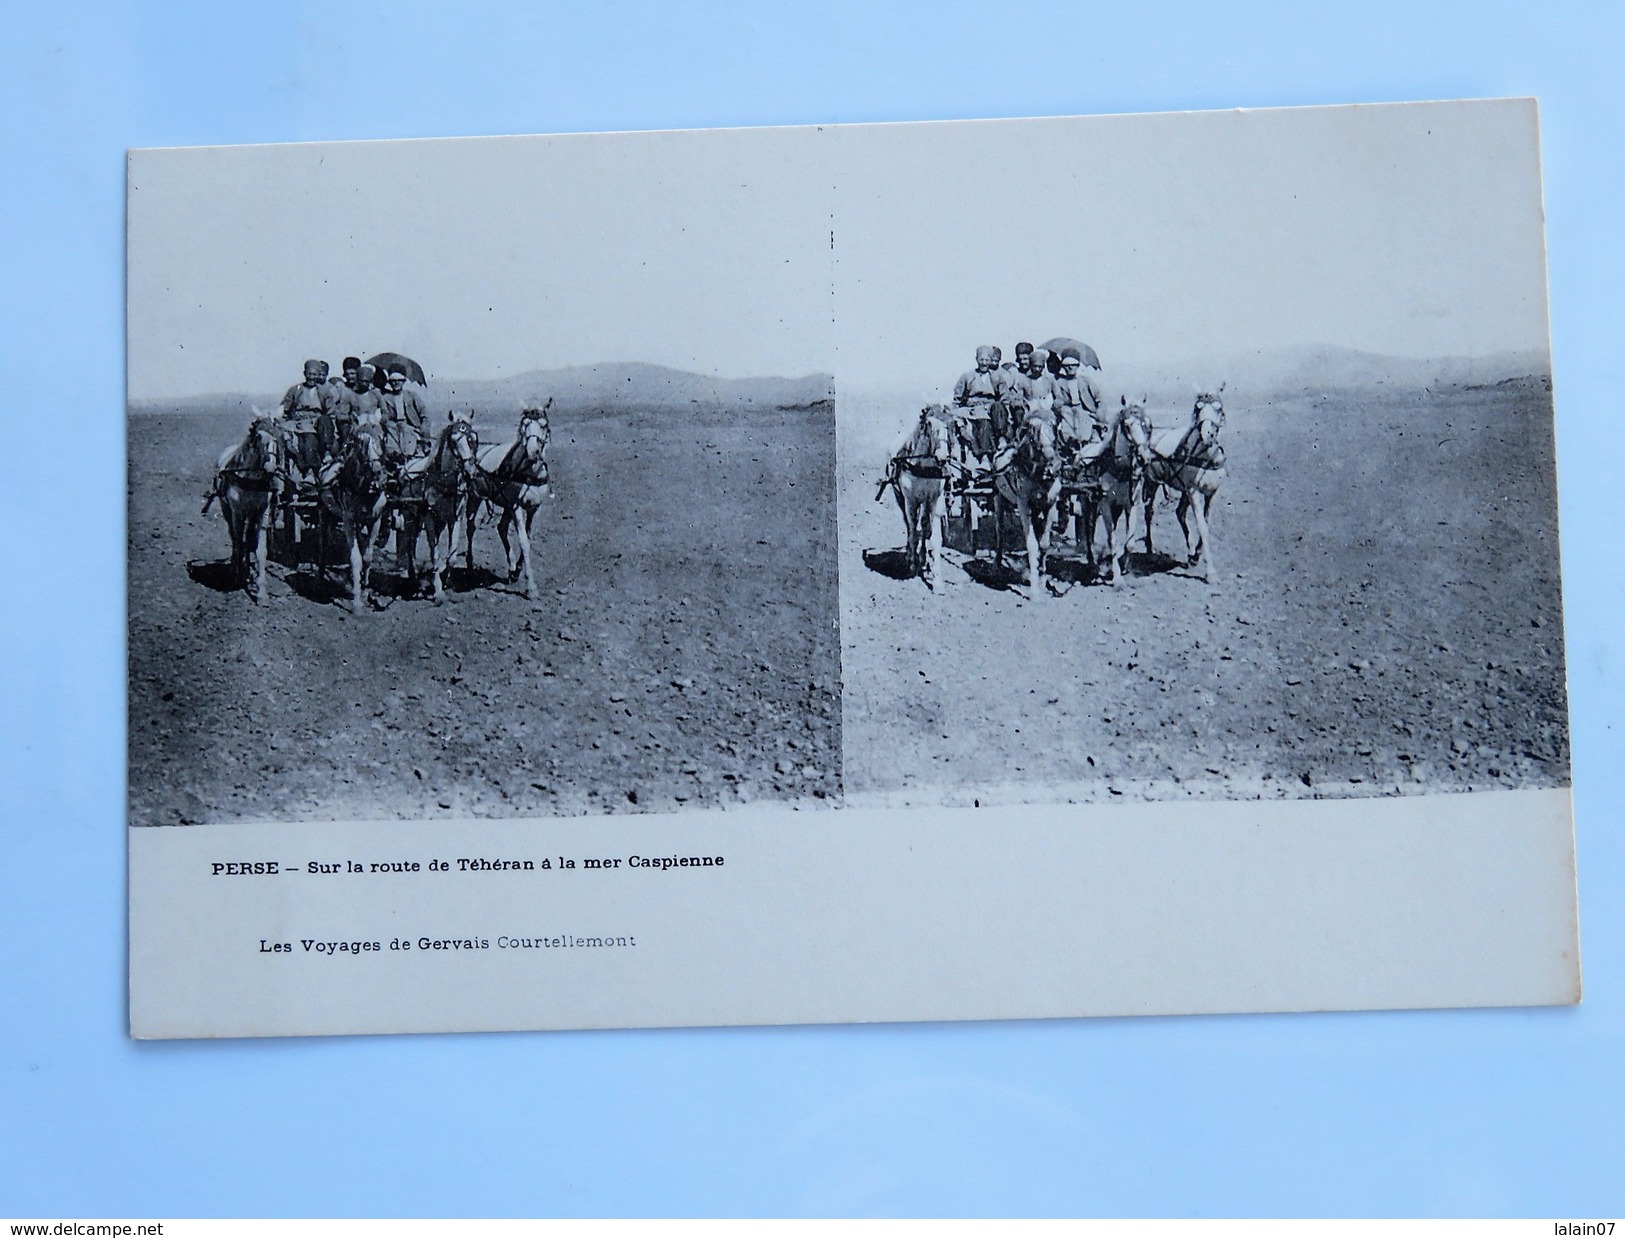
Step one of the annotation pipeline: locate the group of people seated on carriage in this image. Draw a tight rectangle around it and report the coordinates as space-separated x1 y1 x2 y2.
278 356 432 489
945 341 1109 470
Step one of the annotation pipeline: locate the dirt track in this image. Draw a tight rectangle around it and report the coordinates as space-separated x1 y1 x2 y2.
128 397 841 825
839 378 1570 805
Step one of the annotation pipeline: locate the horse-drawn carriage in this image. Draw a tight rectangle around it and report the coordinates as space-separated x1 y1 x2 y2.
882 384 1229 596
207 400 555 612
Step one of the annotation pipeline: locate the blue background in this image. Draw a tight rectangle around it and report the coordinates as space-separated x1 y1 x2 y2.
2 0 1620 1218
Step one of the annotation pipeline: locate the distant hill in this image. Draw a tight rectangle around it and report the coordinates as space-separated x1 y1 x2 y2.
130 363 834 419
440 362 833 415
1108 344 1551 404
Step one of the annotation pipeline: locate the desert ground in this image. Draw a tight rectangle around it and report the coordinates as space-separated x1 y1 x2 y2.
839 375 1570 805
128 372 840 825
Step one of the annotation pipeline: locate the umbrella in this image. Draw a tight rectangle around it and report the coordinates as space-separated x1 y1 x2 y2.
366 352 428 387
1039 338 1101 372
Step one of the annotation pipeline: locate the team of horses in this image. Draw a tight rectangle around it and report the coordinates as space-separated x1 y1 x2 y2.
882 388 1228 595
207 401 555 611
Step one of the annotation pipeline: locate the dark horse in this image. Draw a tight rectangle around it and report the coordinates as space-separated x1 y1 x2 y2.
319 422 390 613
991 409 1063 596
1084 397 1153 585
470 402 553 599
396 415 482 603
203 415 286 604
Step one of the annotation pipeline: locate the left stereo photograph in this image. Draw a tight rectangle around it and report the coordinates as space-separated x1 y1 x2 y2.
126 130 842 827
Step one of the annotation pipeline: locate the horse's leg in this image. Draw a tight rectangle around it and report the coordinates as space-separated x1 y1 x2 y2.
1101 499 1119 586
222 495 242 587
463 499 479 573
497 507 519 582
398 509 419 598
346 523 365 614
901 490 915 575
363 495 389 597
991 481 1004 568
1080 491 1097 570
1142 482 1157 557
1189 487 1215 582
425 510 446 604
895 482 913 571
249 498 269 604
1023 495 1043 596
369 503 392 575
1117 493 1134 583
922 491 939 589
281 500 296 566
1037 489 1055 579
518 502 537 600
1175 490 1195 565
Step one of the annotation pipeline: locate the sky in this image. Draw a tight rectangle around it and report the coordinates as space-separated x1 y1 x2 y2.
127 124 836 400
831 99 1551 398
128 100 1549 402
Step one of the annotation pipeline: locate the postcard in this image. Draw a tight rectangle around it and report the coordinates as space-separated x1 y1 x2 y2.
128 100 1577 1039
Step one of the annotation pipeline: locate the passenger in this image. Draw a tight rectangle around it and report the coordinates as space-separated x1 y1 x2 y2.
331 357 381 447
1008 347 1058 425
280 359 339 481
1051 346 1106 452
952 345 1003 460
377 366 431 470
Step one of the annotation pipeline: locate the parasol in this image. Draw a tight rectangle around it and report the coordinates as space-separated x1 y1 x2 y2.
366 352 428 387
1039 338 1101 373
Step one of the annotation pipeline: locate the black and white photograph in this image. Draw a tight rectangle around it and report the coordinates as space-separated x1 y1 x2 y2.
125 105 1579 1041
835 103 1571 807
127 129 841 825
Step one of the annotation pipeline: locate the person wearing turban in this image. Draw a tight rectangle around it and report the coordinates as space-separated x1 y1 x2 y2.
330 358 381 448
280 359 341 481
952 345 1005 461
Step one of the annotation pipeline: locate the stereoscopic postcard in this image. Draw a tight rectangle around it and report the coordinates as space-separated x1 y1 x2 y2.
128 100 1578 1039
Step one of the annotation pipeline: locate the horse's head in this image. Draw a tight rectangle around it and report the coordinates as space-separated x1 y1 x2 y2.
1116 395 1151 438
1114 396 1152 462
518 403 551 457
1192 384 1226 446
345 422 387 486
248 416 285 474
912 405 950 463
1014 410 1059 482
444 414 481 473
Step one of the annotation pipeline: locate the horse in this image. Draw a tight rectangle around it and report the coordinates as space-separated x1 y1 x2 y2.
991 409 1063 595
395 415 481 603
1080 396 1153 585
877 405 950 588
1141 387 1227 581
203 414 286 604
469 401 553 599
318 421 390 613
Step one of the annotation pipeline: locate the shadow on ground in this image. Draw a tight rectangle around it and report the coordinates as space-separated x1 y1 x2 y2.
862 548 916 582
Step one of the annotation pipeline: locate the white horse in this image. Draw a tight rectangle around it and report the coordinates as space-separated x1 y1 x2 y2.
470 402 553 599
878 405 950 588
1142 387 1227 581
204 413 286 604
